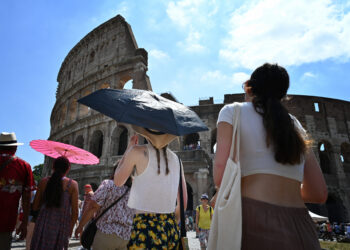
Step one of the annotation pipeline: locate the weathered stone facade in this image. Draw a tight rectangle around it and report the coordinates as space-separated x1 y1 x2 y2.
47 15 350 221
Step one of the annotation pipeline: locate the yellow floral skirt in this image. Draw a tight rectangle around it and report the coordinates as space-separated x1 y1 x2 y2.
127 213 180 250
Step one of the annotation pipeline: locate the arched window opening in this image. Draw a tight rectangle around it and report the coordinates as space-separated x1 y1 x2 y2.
118 128 128 155
75 135 84 149
211 129 217 154
111 126 128 156
184 133 200 150
89 51 95 63
123 79 133 89
341 143 350 172
90 130 103 158
318 141 332 174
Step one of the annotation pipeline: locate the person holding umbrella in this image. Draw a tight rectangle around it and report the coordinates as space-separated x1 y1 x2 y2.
78 88 209 249
30 156 79 250
114 128 187 249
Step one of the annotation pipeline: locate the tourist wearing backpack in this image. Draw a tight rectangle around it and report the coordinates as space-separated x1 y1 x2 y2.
196 193 213 250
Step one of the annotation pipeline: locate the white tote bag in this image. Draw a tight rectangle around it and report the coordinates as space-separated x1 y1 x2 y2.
208 103 241 250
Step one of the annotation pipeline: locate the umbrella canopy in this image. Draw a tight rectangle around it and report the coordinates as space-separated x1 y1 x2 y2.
30 140 99 165
309 211 328 222
78 89 208 136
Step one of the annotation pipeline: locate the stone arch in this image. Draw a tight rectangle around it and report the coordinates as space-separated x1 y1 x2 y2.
341 142 350 172
318 140 333 174
184 133 200 150
75 135 84 149
186 182 194 211
325 194 348 222
210 128 217 154
123 79 133 89
119 74 132 89
90 130 103 158
111 126 128 156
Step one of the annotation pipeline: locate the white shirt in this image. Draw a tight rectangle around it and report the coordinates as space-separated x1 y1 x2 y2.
217 102 306 182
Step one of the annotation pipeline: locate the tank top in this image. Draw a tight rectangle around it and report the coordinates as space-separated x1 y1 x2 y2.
127 143 180 213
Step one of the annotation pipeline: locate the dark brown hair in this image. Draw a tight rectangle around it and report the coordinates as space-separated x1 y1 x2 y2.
43 156 70 208
153 145 169 175
247 63 308 164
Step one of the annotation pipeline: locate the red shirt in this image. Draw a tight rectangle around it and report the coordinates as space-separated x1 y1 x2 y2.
0 153 35 232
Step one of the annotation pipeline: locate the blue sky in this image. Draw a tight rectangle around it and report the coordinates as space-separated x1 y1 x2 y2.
1 0 350 168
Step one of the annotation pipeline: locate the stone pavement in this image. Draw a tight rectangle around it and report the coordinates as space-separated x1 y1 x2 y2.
11 231 201 250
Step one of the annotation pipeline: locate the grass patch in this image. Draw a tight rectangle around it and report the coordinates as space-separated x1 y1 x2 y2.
320 241 350 250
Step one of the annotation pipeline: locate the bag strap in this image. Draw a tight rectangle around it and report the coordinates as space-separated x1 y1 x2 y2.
229 103 241 162
0 156 14 172
178 156 187 238
93 187 128 223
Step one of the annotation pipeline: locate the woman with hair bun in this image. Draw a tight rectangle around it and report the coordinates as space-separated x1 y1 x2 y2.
214 63 328 249
30 156 79 250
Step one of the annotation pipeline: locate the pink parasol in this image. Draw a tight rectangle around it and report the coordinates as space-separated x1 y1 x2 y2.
30 140 99 165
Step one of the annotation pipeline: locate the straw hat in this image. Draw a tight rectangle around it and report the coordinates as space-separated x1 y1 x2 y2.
132 125 177 149
0 132 23 146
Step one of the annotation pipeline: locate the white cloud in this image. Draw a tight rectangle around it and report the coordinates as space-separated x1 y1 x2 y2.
201 70 249 87
303 72 317 78
219 0 350 69
166 0 218 53
177 31 206 52
232 72 250 84
149 49 170 60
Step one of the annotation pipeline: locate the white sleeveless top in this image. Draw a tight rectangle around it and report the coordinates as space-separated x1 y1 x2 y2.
127 143 180 213
217 102 306 182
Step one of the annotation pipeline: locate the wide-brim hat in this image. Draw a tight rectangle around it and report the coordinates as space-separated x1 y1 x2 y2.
0 132 23 146
132 125 177 149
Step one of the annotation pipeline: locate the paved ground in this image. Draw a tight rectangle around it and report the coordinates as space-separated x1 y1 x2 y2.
11 231 201 250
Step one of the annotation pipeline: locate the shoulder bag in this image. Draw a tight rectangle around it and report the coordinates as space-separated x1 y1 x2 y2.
178 157 190 250
207 102 242 250
81 187 128 249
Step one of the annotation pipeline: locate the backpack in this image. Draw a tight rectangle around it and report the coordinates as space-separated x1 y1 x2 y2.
197 205 213 218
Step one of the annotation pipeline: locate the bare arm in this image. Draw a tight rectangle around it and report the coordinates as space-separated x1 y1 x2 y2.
16 190 31 239
70 180 79 236
301 150 328 203
214 122 233 187
74 200 100 238
114 135 139 186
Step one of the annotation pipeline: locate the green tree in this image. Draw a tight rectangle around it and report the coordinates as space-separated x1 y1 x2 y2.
32 163 44 183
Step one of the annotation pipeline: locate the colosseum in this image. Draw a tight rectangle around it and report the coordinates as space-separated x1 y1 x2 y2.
44 14 350 222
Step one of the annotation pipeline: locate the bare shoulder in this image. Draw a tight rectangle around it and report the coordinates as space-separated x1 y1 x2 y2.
130 145 148 158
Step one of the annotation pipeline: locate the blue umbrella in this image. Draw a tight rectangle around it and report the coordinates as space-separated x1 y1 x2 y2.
78 89 208 136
